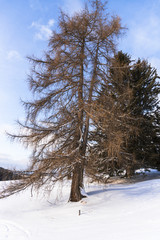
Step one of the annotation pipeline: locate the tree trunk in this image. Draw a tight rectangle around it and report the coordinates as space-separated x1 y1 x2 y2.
125 165 135 178
69 44 100 202
69 162 85 202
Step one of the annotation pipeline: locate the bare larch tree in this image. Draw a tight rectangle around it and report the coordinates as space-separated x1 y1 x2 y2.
0 0 123 201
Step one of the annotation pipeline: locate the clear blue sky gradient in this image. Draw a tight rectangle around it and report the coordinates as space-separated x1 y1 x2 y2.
0 0 160 169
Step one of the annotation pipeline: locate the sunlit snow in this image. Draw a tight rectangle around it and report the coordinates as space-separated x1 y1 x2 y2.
1 173 160 240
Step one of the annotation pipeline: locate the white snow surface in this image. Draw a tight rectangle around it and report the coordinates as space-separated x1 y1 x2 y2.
1 177 160 240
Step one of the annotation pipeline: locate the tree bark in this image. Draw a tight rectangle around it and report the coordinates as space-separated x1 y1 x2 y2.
69 162 85 202
70 43 99 202
125 165 135 178
69 39 86 202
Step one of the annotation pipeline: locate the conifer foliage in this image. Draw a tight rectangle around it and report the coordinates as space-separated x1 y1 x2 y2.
0 0 123 201
87 51 160 180
128 57 160 170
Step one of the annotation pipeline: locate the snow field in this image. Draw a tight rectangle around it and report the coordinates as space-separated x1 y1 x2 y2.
1 178 160 239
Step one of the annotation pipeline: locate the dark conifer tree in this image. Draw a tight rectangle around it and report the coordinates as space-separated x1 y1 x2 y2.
129 59 160 169
87 51 160 180
87 52 137 180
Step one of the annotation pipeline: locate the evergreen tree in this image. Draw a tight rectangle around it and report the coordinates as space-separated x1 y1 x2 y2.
87 52 137 180
129 58 160 169
0 0 123 201
87 51 160 180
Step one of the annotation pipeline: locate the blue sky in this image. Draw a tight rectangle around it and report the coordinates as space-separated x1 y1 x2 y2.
0 0 160 169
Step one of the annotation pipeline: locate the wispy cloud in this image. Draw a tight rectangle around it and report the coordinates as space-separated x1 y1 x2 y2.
6 50 22 61
130 14 160 57
29 0 43 11
119 1 160 74
0 153 28 170
31 19 55 40
62 0 83 15
0 153 13 169
0 123 30 170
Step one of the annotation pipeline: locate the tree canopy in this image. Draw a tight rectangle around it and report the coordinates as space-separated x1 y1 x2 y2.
87 51 160 180
0 0 124 201
1 1 159 202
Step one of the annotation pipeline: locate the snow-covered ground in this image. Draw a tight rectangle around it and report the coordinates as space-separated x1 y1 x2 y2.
1 175 160 240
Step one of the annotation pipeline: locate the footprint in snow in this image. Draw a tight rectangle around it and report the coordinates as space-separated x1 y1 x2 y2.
0 220 29 240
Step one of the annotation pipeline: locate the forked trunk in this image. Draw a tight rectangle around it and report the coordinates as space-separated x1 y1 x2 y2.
69 162 85 202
